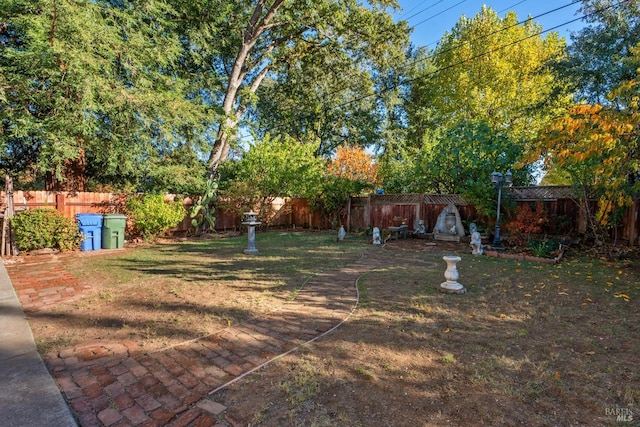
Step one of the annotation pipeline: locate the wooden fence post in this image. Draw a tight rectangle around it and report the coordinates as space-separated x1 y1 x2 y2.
347 196 351 232
628 200 638 246
2 175 17 256
56 193 65 215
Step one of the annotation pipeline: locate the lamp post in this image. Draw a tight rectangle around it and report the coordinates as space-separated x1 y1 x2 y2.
491 170 512 248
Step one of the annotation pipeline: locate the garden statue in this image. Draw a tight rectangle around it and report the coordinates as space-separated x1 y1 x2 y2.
433 204 465 242
469 222 483 255
470 231 483 255
338 225 346 241
372 227 381 245
413 219 426 236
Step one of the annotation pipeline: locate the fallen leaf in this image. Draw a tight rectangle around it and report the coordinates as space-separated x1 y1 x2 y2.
466 314 474 318
554 372 561 380
614 292 630 301
524 293 532 297
499 313 507 318
558 292 569 296
443 328 451 333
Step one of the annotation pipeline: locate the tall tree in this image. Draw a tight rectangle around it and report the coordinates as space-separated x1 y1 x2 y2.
0 0 211 190
382 7 570 194
188 0 410 173
533 44 640 232
410 6 569 144
558 0 640 105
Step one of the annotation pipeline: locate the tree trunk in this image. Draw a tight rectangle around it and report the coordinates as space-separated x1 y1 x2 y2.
206 0 285 176
45 148 87 192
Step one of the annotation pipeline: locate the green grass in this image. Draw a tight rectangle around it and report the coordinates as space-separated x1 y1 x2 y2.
31 231 369 352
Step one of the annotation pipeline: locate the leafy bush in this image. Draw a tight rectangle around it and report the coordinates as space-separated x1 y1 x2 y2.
11 208 82 252
126 194 186 240
505 201 549 245
528 238 561 258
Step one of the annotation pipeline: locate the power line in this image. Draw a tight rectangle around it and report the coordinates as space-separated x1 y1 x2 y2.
405 0 582 70
498 0 529 15
397 1 443 20
423 0 582 51
403 0 451 21
319 1 582 108
410 0 531 48
413 0 469 27
332 0 627 110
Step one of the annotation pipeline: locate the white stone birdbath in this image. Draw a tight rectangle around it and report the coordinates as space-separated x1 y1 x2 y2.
438 255 466 294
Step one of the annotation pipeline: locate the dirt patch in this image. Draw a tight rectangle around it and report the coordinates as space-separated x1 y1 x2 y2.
7 233 640 426
216 239 640 426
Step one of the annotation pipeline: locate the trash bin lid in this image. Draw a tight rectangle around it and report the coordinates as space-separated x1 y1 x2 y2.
76 213 103 226
103 213 127 219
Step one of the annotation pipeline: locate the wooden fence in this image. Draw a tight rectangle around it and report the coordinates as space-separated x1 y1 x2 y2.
1 187 639 246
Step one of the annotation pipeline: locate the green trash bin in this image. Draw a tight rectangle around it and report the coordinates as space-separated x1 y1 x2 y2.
102 214 127 249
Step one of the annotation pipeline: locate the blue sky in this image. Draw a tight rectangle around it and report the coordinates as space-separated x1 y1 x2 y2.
393 0 587 48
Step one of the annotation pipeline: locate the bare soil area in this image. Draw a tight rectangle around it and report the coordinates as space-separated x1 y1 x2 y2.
18 232 640 426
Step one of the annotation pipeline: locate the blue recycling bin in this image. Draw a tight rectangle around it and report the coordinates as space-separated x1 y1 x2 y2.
76 213 103 251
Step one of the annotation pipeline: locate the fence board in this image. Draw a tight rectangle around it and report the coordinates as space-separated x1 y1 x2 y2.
1 189 639 246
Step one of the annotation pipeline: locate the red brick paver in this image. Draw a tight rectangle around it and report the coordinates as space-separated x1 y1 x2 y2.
5 249 124 312
4 247 402 426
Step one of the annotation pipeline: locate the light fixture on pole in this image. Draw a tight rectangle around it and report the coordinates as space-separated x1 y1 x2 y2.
491 170 512 248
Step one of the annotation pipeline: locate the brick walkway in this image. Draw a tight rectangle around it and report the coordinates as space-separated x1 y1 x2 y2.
5 248 399 427
6 249 124 313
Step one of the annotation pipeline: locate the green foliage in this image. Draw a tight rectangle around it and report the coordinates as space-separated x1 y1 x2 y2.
558 0 640 105
396 6 570 196
393 121 530 215
309 176 354 228
189 178 218 235
528 238 561 258
140 146 208 195
126 194 186 240
0 0 212 189
413 6 570 142
11 208 82 252
226 134 324 198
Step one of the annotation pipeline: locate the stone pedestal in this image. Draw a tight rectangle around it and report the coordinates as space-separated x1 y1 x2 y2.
242 211 261 255
438 256 466 294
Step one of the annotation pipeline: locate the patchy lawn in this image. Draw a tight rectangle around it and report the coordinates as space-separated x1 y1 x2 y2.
24 232 640 426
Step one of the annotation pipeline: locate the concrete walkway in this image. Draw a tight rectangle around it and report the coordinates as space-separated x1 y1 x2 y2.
0 261 78 427
1 247 404 426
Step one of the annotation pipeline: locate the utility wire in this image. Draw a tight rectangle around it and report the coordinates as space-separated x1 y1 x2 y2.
331 0 627 110
399 1 446 20
319 1 582 105
413 0 469 27
412 0 531 49
498 0 529 15
409 0 583 68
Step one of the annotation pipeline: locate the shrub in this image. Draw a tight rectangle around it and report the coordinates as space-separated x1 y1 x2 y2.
11 208 82 252
505 201 549 245
126 194 186 240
